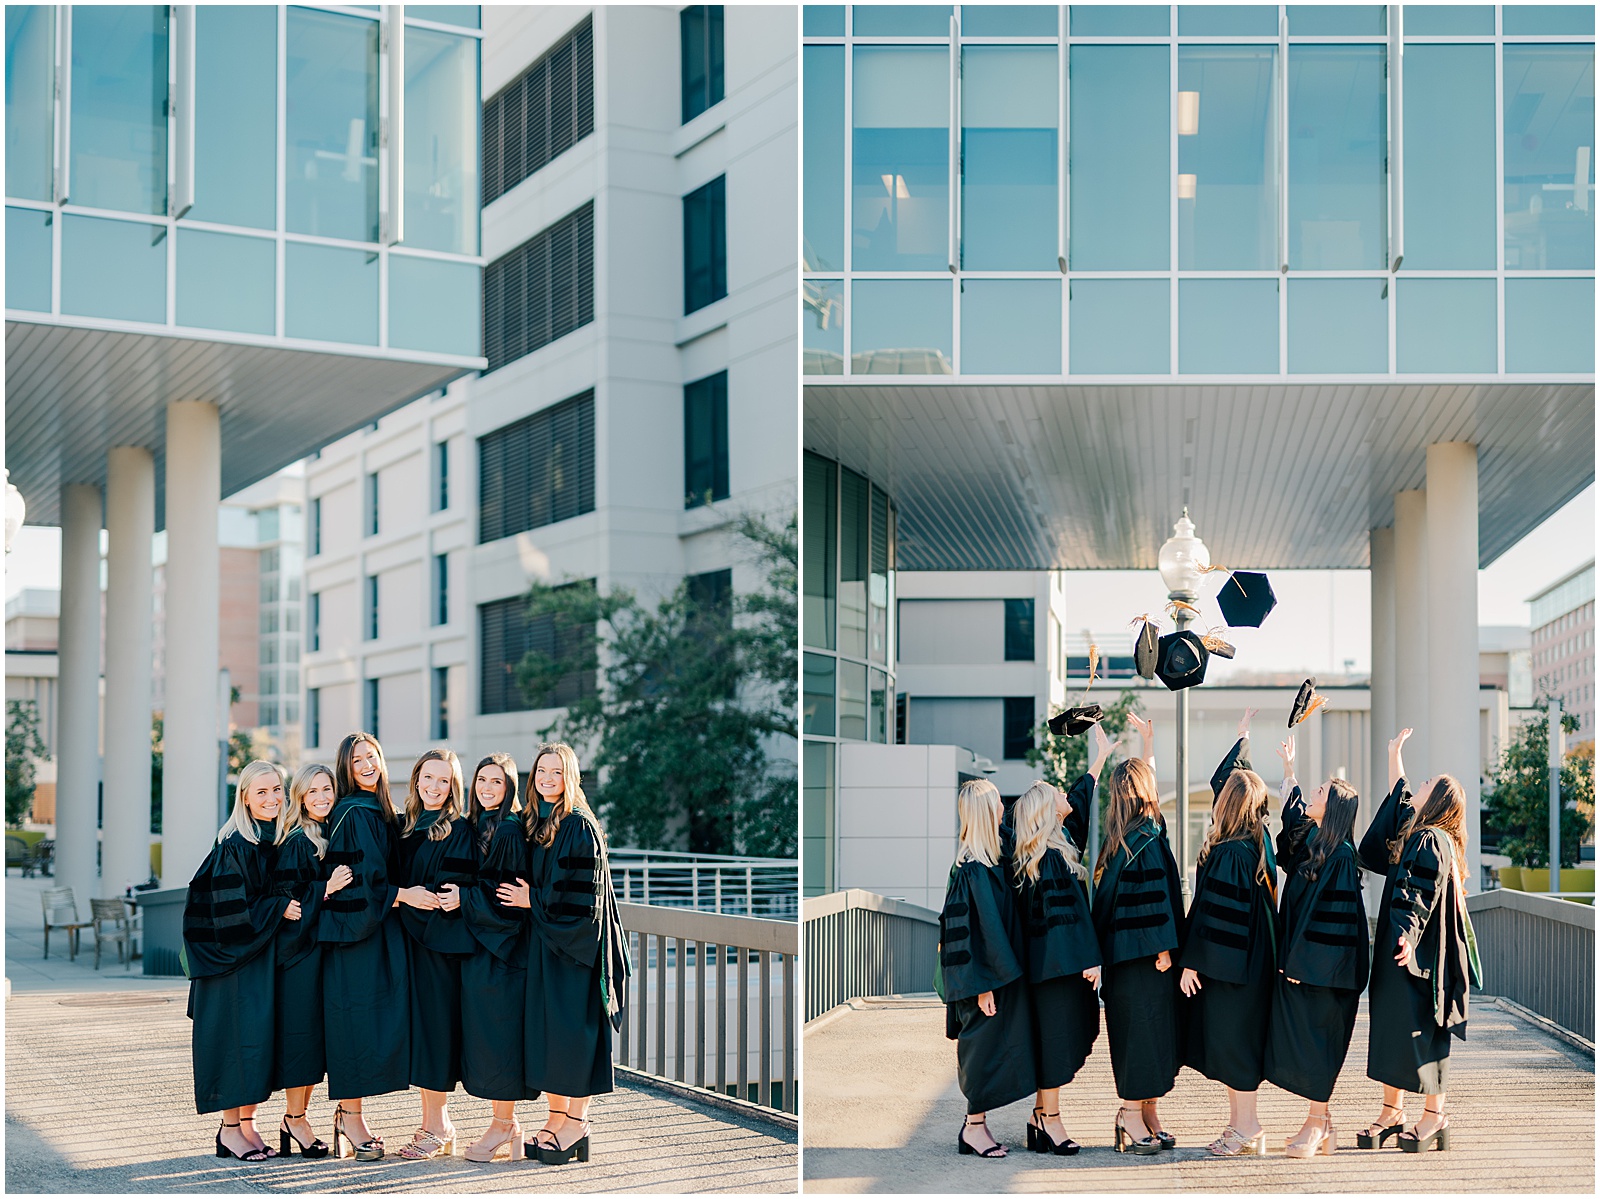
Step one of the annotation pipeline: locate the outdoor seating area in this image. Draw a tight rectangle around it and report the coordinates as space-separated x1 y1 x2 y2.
5 833 52 878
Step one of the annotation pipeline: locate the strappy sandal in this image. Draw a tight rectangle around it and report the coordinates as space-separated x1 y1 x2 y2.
279 1111 330 1158
957 1116 1006 1158
1141 1100 1176 1150
1356 1104 1407 1149
1398 1107 1450 1153
215 1120 272 1162
333 1105 384 1161
535 1118 590 1165
1208 1124 1267 1157
1286 1112 1336 1158
1113 1106 1162 1155
1034 1108 1080 1156
237 1115 278 1158
398 1125 457 1161
465 1117 525 1163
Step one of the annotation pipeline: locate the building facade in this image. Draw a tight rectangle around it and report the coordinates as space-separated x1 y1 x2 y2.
1530 560 1596 744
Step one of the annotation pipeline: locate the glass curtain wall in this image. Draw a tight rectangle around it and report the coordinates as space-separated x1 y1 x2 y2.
800 5 1595 378
5 4 482 360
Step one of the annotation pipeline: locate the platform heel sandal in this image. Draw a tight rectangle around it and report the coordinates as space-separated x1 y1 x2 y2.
465 1117 525 1163
1113 1107 1162 1155
535 1118 591 1165
1140 1101 1176 1150
333 1105 384 1161
1356 1105 1406 1149
1398 1110 1450 1153
279 1111 331 1159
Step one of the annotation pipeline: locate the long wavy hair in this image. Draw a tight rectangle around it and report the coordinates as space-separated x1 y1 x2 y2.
335 732 396 824
524 742 593 848
1199 768 1272 886
1392 774 1467 880
284 763 336 858
1094 757 1163 883
1013 781 1087 884
1301 778 1359 880
402 748 464 841
220 760 286 845
955 779 1003 869
468 753 521 822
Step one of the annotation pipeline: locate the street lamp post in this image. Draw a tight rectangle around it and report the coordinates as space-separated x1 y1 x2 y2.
1158 508 1209 899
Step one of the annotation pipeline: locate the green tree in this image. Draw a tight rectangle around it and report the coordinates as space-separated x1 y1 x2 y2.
6 700 49 826
1482 708 1595 869
516 512 798 857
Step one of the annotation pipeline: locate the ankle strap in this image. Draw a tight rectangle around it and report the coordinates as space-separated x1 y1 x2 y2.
965 1115 987 1126
221 1121 240 1128
284 1111 307 1121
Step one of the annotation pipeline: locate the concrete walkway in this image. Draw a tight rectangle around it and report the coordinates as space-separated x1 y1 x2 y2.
802 994 1594 1194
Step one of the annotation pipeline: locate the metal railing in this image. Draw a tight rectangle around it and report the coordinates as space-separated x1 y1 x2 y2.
611 849 799 920
1468 887 1595 1041
802 889 939 1023
614 901 798 1114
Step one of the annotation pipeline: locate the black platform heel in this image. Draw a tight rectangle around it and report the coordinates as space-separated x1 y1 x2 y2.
1398 1110 1450 1153
216 1120 271 1163
280 1111 331 1159
957 1116 1006 1158
1141 1101 1176 1150
1356 1105 1407 1149
534 1118 590 1165
1026 1107 1043 1152
1113 1106 1162 1155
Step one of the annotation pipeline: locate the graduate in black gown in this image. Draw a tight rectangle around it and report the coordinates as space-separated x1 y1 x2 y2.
1178 711 1277 1157
1357 727 1479 1153
498 743 630 1166
941 778 1033 1159
460 753 536 1163
271 763 354 1158
1010 736 1108 1156
318 733 424 1161
1091 714 1183 1154
1263 733 1368 1157
185 760 294 1163
394 748 478 1160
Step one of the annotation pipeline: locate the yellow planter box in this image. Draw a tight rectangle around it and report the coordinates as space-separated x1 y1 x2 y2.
1512 867 1594 904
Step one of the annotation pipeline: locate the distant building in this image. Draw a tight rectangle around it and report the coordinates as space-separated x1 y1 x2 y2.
1529 561 1596 744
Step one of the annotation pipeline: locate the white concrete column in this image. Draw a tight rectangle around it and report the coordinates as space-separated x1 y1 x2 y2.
102 447 155 898
54 484 104 907
1393 489 1430 779
1426 442 1481 891
161 401 222 888
1369 525 1397 825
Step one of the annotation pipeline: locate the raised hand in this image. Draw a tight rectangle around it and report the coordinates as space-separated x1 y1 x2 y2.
1127 713 1153 743
1237 707 1259 738
1088 724 1114 775
1276 734 1296 773
1389 728 1413 754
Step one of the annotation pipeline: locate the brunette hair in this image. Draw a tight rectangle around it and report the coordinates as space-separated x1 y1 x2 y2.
1094 757 1163 883
954 779 1003 869
468 753 521 822
1392 774 1467 879
1013 781 1087 884
524 742 592 848
1301 778 1359 880
220 760 286 845
1200 768 1272 886
335 732 396 824
284 763 336 858
402 748 465 841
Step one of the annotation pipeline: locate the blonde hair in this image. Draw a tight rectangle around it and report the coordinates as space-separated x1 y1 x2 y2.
1199 768 1272 886
524 742 594 848
402 748 465 841
285 763 336 858
1013 781 1087 884
220 760 286 845
1095 757 1162 883
955 779 1003 868
1392 774 1467 881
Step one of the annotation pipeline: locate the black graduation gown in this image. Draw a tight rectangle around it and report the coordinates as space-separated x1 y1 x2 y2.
1016 773 1102 1089
524 807 631 1098
398 811 478 1092
461 811 537 1101
185 826 289 1114
1263 785 1368 1102
940 858 1036 1114
1359 779 1480 1094
269 827 328 1091
1091 817 1184 1100
317 792 411 1100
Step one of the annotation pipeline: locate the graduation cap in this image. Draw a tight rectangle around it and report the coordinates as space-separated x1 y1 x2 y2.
1155 630 1209 691
1050 641 1103 736
1199 631 1237 660
1215 570 1277 629
1288 677 1329 728
1131 614 1161 680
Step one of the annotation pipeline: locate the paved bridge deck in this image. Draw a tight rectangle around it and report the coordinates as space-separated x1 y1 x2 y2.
802 994 1594 1194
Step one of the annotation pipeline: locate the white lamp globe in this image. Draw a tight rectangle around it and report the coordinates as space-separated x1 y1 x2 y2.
1158 508 1209 600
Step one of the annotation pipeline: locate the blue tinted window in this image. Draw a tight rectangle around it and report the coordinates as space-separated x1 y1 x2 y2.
962 46 1057 270
1178 46 1278 270
1069 280 1169 373
1403 44 1496 269
177 230 274 334
1288 45 1387 269
1178 5 1279 35
803 652 836 736
804 46 845 271
389 256 479 355
1179 279 1278 373
961 279 1061 375
191 6 276 230
1288 279 1387 372
287 9 379 242
838 659 867 740
5 6 54 202
5 207 51 311
70 6 168 215
805 279 845 375
852 47 949 271
963 5 1057 36
1503 45 1595 270
61 215 166 323
1396 278 1495 372
854 5 953 36
851 279 952 374
1070 46 1169 270
406 6 479 28
1502 5 1595 35
405 27 479 254
1402 5 1494 35
1071 5 1169 35
285 242 378 344
1505 279 1595 372
1287 6 1386 34
804 6 845 36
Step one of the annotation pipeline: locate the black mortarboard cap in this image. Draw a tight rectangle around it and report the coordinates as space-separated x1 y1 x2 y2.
1049 704 1103 737
1155 631 1209 691
1288 677 1326 728
1217 571 1277 629
1134 620 1160 680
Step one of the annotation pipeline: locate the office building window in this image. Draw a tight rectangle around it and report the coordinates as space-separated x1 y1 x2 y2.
261 639 279 665
1003 697 1036 760
478 391 596 542
483 201 595 372
366 575 379 640
681 5 724 123
365 678 380 739
482 15 593 206
687 568 734 671
310 497 321 556
435 553 449 626
684 370 729 508
683 176 727 313
261 608 279 634
434 440 450 511
309 593 320 652
365 472 379 536
307 688 320 748
1004 598 1034 661
433 665 450 740
260 701 279 727
478 587 596 715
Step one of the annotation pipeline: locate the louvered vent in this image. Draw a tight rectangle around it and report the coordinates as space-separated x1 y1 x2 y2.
477 389 596 543
482 14 594 206
478 586 597 715
483 201 595 372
